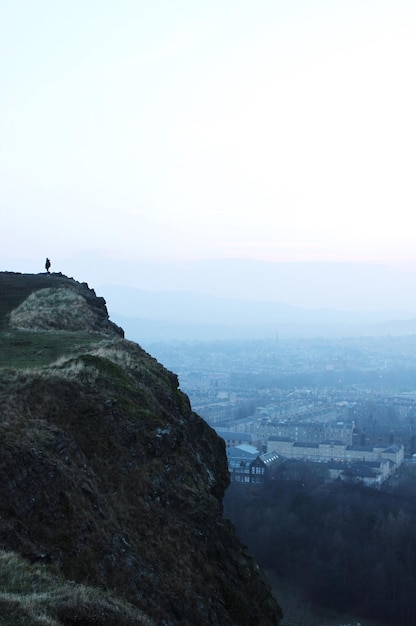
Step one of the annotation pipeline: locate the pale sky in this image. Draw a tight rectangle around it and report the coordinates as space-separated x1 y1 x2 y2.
1 0 416 280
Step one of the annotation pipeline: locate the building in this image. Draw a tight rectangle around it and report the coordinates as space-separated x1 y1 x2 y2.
255 420 354 445
267 436 404 477
340 459 394 488
215 430 256 448
226 445 280 484
227 444 259 483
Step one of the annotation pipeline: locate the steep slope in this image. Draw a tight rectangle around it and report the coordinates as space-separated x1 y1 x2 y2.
0 272 283 626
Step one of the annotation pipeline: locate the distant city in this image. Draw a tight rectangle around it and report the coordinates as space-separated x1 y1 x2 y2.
141 334 416 487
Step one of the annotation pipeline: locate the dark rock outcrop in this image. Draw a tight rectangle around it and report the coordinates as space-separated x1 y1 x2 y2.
0 272 283 625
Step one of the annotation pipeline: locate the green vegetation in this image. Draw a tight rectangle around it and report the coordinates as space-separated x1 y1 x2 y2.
0 329 99 369
0 272 120 369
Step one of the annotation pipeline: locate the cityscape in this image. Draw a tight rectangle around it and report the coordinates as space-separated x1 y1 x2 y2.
143 334 416 488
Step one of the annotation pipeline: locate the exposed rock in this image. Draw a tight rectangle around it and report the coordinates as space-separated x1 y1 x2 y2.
0 271 283 625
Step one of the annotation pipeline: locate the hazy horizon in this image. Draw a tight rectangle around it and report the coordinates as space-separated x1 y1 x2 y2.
2 1 416 312
3 256 416 315
95 258 416 342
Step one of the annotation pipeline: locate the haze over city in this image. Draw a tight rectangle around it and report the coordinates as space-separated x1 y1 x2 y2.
2 1 416 315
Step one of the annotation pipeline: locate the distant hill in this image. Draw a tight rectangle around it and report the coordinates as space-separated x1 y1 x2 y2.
100 284 416 341
84 257 416 313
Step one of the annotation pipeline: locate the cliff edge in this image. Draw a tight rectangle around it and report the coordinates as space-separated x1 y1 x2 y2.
0 272 283 625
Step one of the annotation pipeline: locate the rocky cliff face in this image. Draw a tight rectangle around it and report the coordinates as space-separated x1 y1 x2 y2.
0 272 283 625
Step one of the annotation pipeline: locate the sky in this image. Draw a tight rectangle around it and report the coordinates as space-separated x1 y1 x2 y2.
1 0 416 303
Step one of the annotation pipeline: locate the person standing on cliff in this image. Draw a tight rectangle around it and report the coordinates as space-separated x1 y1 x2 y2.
45 258 51 273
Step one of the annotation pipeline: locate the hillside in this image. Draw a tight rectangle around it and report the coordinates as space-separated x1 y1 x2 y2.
0 271 283 625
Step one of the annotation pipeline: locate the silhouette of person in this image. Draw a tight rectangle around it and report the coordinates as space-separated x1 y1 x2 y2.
45 258 51 273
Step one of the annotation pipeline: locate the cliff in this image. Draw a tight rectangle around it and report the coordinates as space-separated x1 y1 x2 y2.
0 271 283 625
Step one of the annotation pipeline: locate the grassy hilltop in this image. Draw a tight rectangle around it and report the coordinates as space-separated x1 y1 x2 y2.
0 271 283 626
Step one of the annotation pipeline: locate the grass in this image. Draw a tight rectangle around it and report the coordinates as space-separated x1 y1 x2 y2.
0 272 84 330
0 551 156 626
0 329 100 369
0 273 275 626
0 273 117 369
9 288 98 332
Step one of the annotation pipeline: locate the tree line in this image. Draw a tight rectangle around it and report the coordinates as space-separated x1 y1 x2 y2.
224 463 416 625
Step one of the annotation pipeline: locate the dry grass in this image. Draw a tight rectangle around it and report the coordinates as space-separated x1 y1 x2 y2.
44 354 101 383
0 551 156 626
9 287 98 331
